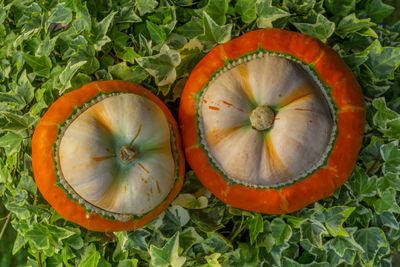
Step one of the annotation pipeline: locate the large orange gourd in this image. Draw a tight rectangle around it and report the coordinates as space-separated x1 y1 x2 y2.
32 80 185 231
179 29 365 213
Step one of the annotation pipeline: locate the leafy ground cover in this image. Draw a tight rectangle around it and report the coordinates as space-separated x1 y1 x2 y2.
0 0 399 266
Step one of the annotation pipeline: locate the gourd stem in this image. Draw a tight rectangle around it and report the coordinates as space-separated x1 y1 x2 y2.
250 105 275 131
120 145 137 163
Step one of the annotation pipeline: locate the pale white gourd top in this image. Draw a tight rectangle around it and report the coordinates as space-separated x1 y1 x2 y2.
200 54 334 187
58 94 177 217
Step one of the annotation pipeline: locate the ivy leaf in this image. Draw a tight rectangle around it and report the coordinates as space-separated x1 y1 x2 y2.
270 218 292 244
235 0 257 24
149 232 186 267
199 12 232 47
108 63 149 84
48 3 73 25
135 0 158 16
365 40 400 80
292 14 335 41
59 61 87 93
325 0 355 17
365 0 395 22
92 12 116 50
22 54 52 78
372 98 400 139
256 0 291 28
373 189 400 214
136 45 181 86
180 227 204 252
248 213 264 244
282 0 316 15
146 20 167 45
173 194 208 209
79 244 101 267
204 0 229 25
380 141 400 175
0 132 24 156
335 13 375 38
353 228 390 266
323 207 355 237
348 167 376 199
300 220 329 248
25 224 50 250
0 111 36 133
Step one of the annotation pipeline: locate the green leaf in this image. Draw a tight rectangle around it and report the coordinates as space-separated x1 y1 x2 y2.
336 13 375 38
199 12 232 47
204 0 229 25
324 207 355 237
146 20 167 44
136 45 181 86
300 220 328 248
23 54 52 78
248 213 264 244
366 40 400 80
292 14 335 41
282 0 316 15
270 218 292 244
200 253 222 267
25 224 50 250
326 236 364 258
372 98 400 139
353 228 390 266
380 141 400 175
0 111 36 133
0 132 24 156
178 18 204 39
180 227 204 252
348 167 376 199
373 189 400 214
48 3 73 25
59 61 87 93
235 0 257 24
12 232 28 255
173 193 208 209
117 6 142 23
256 0 291 28
117 259 138 267
92 12 116 50
325 0 355 17
365 0 395 22
108 62 149 83
79 244 101 267
136 0 158 16
149 232 186 267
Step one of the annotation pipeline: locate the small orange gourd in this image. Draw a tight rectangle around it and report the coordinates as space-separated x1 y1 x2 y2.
179 29 365 213
32 80 185 231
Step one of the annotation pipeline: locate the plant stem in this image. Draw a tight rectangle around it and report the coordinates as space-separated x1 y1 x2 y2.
0 213 11 241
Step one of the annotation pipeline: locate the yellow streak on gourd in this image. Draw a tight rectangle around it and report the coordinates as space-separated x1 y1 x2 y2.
265 136 289 178
206 126 242 147
339 105 365 113
238 64 256 104
93 104 114 135
279 83 313 107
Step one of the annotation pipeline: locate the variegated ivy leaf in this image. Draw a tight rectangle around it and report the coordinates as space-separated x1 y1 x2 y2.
256 0 291 28
136 45 181 86
149 232 186 267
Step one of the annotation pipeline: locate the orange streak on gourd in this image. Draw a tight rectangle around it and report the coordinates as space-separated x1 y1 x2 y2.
32 80 185 232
